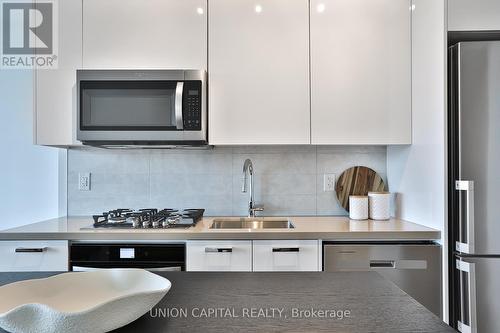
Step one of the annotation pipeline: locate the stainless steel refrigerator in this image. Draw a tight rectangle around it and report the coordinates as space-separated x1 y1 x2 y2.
449 41 500 333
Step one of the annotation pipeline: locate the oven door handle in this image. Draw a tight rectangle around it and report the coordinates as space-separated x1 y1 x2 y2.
147 266 182 272
72 266 182 272
175 82 184 130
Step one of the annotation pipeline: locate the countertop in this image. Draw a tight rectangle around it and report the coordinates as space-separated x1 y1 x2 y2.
0 216 440 241
0 271 454 333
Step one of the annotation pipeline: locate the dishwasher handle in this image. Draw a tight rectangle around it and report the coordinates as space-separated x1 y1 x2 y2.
370 260 395 268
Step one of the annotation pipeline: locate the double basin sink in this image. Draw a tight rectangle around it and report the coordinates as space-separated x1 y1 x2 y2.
210 217 295 230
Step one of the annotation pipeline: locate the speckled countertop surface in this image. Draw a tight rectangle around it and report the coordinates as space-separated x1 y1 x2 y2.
0 216 440 241
0 271 453 332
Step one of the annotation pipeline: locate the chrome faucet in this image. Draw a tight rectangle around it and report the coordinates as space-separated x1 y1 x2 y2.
242 159 264 217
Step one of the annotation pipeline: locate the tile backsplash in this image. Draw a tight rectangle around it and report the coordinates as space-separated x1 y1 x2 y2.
67 146 387 216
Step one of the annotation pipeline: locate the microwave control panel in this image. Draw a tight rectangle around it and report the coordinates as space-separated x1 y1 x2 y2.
183 81 203 130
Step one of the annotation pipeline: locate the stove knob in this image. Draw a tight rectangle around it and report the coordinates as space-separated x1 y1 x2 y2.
152 220 160 228
142 220 151 228
168 216 180 225
127 217 141 228
162 220 170 228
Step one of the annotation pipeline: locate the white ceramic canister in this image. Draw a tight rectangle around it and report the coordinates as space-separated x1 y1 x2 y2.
368 192 391 220
349 195 369 220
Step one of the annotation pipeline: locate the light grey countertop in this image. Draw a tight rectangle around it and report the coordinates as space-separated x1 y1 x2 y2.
0 216 440 241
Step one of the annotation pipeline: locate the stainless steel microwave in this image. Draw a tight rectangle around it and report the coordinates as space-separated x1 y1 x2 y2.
77 69 207 147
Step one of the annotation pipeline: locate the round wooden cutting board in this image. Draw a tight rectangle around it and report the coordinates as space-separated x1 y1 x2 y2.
335 166 386 211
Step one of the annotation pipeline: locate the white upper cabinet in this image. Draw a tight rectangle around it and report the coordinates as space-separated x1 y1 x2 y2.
208 0 310 145
82 0 207 69
36 0 413 147
310 0 412 144
448 0 500 31
35 0 81 146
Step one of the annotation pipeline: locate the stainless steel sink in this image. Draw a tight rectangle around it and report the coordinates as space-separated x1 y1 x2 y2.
210 217 294 229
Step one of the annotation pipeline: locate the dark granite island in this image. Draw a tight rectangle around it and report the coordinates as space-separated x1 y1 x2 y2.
0 272 455 333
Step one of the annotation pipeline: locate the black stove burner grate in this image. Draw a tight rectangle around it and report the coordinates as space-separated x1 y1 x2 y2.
91 208 205 229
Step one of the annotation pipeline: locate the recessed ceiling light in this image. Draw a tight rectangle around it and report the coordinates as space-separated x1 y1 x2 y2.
197 7 204 15
255 4 263 13
316 3 326 13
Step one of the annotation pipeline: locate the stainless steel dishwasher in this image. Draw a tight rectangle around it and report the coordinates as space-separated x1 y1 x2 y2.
323 242 441 317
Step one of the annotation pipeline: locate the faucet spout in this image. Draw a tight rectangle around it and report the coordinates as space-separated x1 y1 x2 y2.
242 159 253 193
241 159 263 217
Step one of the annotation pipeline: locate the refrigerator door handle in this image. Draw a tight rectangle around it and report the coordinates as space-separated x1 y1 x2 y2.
456 180 474 254
456 259 477 333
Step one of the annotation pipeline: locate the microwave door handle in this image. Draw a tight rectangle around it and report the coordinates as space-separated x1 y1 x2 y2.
175 82 184 130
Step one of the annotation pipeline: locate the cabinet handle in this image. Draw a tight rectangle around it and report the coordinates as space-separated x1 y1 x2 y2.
15 247 47 253
369 260 395 268
272 247 300 253
205 247 233 253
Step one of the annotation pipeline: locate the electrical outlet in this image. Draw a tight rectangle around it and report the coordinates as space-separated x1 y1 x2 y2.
323 173 336 192
79 172 91 191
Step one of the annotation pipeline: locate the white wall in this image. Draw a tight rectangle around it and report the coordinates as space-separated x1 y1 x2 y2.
448 0 500 31
387 0 447 321
0 70 63 230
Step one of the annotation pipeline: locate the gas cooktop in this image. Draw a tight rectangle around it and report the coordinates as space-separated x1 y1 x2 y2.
80 208 205 230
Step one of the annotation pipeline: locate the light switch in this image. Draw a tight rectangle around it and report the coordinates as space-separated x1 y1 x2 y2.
323 174 336 192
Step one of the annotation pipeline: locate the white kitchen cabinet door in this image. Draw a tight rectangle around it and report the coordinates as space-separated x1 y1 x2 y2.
0 241 68 272
35 0 81 146
208 0 310 145
82 0 207 69
186 241 252 271
310 0 412 144
448 0 500 31
253 240 320 272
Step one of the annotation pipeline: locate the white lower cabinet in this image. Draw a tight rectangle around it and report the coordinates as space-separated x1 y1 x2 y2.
186 241 252 272
253 240 320 272
187 240 319 272
0 241 69 272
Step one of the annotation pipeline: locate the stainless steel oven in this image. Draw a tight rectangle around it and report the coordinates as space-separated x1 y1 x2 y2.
77 69 207 147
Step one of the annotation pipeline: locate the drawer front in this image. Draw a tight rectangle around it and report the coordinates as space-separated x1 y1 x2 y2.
0 241 69 272
186 241 252 271
253 240 319 272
